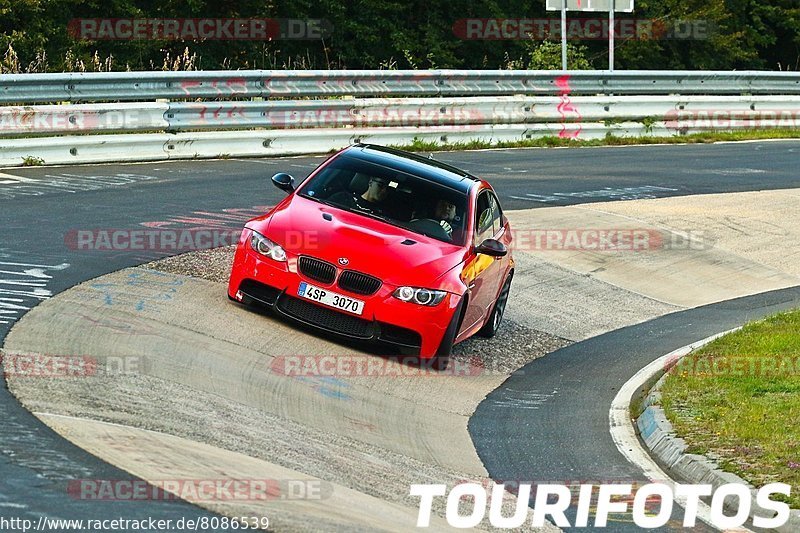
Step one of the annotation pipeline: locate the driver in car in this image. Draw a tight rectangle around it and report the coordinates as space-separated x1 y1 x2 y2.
330 175 392 215
433 198 457 239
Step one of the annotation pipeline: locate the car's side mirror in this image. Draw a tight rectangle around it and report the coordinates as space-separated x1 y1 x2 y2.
271 172 295 193
475 238 507 257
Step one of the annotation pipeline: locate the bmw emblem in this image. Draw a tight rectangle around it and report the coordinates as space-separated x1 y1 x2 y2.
338 257 349 266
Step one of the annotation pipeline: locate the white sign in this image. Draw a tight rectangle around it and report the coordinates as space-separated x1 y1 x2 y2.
546 0 634 12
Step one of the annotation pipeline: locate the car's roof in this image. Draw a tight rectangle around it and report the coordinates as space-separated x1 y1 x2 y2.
344 144 480 194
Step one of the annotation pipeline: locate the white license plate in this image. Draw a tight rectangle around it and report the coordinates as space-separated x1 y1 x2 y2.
298 282 365 316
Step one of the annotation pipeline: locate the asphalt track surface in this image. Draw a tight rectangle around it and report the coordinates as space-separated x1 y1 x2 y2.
470 286 800 532
1 140 799 529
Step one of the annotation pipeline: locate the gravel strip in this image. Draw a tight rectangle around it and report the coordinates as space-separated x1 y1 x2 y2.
146 245 236 284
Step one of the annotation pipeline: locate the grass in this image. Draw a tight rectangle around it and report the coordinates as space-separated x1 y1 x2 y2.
21 155 44 166
661 309 800 507
389 128 800 153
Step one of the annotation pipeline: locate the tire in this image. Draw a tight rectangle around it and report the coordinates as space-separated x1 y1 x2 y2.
429 295 467 371
477 274 512 338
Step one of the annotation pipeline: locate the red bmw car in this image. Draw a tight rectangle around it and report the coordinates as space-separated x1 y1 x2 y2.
228 144 514 368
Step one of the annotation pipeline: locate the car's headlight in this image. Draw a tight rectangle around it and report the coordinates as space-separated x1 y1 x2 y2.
250 230 287 262
392 286 447 306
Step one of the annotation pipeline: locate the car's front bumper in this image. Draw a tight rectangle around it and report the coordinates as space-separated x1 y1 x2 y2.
227 237 460 357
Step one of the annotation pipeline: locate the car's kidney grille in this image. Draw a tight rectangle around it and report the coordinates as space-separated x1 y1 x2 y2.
338 270 382 295
298 256 336 284
278 295 373 338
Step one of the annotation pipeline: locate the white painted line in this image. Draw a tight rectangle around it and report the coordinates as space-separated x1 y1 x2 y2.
609 328 747 533
420 138 800 156
714 138 800 145
0 502 27 509
509 195 549 203
0 159 188 171
0 260 70 270
230 158 277 164
230 154 326 164
0 172 36 183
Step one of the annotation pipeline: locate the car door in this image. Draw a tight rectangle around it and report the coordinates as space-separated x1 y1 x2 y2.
459 189 507 335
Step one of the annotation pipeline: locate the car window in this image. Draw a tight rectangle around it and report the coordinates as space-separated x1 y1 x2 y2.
489 192 503 235
297 154 468 245
475 190 499 244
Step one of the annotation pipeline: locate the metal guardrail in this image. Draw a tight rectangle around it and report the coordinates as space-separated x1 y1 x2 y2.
1 70 799 166
0 116 793 167
3 95 798 137
0 123 659 166
2 70 800 103
0 103 168 136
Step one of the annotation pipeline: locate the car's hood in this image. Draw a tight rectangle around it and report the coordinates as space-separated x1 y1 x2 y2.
246 195 466 287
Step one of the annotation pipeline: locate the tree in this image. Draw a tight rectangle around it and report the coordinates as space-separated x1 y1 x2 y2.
0 0 795 72
526 40 593 70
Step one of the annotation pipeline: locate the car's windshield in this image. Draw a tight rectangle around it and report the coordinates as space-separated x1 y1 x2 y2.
297 154 469 246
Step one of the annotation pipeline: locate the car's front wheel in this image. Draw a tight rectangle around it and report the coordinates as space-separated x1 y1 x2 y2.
429 296 467 370
477 273 512 338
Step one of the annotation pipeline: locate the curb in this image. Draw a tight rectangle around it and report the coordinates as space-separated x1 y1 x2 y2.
629 329 800 532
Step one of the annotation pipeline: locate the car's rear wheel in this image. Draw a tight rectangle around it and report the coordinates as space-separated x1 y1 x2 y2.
477 273 512 338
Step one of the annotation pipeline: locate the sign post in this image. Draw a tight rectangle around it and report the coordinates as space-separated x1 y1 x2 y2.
546 0 634 71
609 0 615 71
561 1 568 69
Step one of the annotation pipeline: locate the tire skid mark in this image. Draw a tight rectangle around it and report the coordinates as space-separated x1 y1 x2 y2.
486 387 558 410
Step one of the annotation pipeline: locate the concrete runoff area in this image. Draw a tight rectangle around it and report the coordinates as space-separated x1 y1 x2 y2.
577 188 800 279
500 188 800 339
507 195 800 308
4 188 800 530
4 272 561 532
37 413 457 533
503 252 680 341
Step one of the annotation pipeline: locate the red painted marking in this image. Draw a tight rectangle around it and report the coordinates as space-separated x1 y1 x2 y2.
180 80 202 96
554 75 583 139
343 416 377 431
